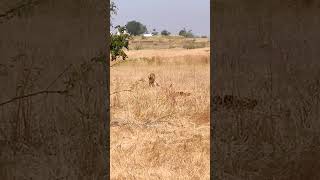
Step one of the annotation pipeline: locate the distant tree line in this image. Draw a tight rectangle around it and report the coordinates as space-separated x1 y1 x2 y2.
124 21 203 38
110 6 208 61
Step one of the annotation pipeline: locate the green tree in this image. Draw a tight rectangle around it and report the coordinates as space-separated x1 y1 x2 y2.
161 30 171 36
110 26 131 61
110 2 131 61
125 21 147 36
179 28 194 38
179 28 187 36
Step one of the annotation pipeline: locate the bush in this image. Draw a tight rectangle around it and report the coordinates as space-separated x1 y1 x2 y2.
110 26 131 61
161 30 171 36
179 28 194 38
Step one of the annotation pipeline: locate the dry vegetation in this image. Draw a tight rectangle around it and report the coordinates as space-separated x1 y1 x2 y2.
0 55 106 179
214 2 320 179
110 46 210 179
0 1 106 179
129 36 210 50
215 51 320 180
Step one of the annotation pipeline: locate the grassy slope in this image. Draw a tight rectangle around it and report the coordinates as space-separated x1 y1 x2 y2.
111 48 210 179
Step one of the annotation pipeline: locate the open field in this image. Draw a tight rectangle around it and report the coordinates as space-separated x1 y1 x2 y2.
112 33 320 180
110 47 210 179
128 36 210 50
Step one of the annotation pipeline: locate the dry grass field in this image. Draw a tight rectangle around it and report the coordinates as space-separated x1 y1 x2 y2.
129 36 210 50
110 41 210 179
110 32 320 179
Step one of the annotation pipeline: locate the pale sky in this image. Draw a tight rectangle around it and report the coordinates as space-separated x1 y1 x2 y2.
111 0 210 36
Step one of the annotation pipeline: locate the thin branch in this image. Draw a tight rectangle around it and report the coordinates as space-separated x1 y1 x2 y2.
143 112 177 126
0 0 46 23
110 89 132 95
148 113 176 123
0 90 67 107
45 64 72 90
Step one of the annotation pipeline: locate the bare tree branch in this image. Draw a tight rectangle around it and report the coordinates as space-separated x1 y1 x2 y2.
110 89 132 95
0 0 46 23
45 64 72 90
0 90 68 107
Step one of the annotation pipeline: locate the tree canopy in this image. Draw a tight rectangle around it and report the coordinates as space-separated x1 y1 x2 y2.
161 30 171 36
110 2 131 61
179 28 194 38
125 20 147 36
110 26 131 61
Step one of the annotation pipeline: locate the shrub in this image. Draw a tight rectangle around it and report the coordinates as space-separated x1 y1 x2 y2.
179 28 194 38
161 30 171 36
110 26 131 61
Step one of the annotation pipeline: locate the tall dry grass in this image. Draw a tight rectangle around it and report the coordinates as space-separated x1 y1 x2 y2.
0 57 106 179
110 48 210 179
215 57 320 180
213 2 320 179
0 1 106 179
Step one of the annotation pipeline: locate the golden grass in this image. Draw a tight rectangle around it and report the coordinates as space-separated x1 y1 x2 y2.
110 48 210 179
114 47 210 61
129 36 210 50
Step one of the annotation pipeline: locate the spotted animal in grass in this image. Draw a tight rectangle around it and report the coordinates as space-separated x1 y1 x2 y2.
212 95 258 111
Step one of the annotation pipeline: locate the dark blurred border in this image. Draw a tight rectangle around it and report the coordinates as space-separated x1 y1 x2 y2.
104 0 110 179
211 0 320 179
0 0 110 179
210 0 217 179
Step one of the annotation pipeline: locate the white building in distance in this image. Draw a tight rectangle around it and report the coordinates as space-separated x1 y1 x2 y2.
143 33 153 37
